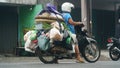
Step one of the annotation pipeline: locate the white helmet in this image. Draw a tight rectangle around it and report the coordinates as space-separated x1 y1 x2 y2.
61 2 74 12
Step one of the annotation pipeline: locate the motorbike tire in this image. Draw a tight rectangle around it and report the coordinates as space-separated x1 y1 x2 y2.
82 42 100 63
35 47 58 64
109 46 120 61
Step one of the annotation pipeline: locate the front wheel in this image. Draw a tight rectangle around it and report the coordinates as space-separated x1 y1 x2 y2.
109 46 120 61
35 47 58 64
82 42 100 63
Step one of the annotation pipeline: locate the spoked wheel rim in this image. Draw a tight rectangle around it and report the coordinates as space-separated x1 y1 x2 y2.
84 43 100 62
38 51 57 63
36 47 57 64
110 47 120 61
40 53 56 62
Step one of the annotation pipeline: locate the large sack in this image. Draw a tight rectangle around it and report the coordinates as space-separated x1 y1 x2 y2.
49 21 64 41
35 12 64 24
51 21 64 30
49 27 63 41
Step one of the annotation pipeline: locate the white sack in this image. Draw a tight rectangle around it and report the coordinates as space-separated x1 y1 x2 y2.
24 39 35 53
24 31 37 53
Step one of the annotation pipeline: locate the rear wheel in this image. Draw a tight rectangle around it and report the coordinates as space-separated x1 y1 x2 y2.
35 47 58 64
109 46 120 61
83 42 100 63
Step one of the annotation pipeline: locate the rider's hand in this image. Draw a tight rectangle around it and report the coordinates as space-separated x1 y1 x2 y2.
82 29 88 33
78 22 84 27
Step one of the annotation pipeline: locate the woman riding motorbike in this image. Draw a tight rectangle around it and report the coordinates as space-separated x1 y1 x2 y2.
61 2 85 63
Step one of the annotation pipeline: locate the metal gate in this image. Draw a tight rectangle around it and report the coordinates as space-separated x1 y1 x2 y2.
0 6 18 54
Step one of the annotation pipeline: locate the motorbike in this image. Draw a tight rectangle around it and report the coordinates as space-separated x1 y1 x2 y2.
35 24 100 64
107 37 120 61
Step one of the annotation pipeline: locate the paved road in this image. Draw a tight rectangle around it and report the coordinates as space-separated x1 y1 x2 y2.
0 50 120 68
0 50 111 63
0 61 120 68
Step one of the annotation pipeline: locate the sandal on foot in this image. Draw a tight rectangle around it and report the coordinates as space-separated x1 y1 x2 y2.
76 58 85 63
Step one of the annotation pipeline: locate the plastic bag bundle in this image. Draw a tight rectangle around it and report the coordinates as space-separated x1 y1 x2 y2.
24 30 38 53
24 39 37 53
37 34 50 51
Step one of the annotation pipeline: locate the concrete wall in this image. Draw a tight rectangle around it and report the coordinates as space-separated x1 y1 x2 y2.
0 0 37 5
